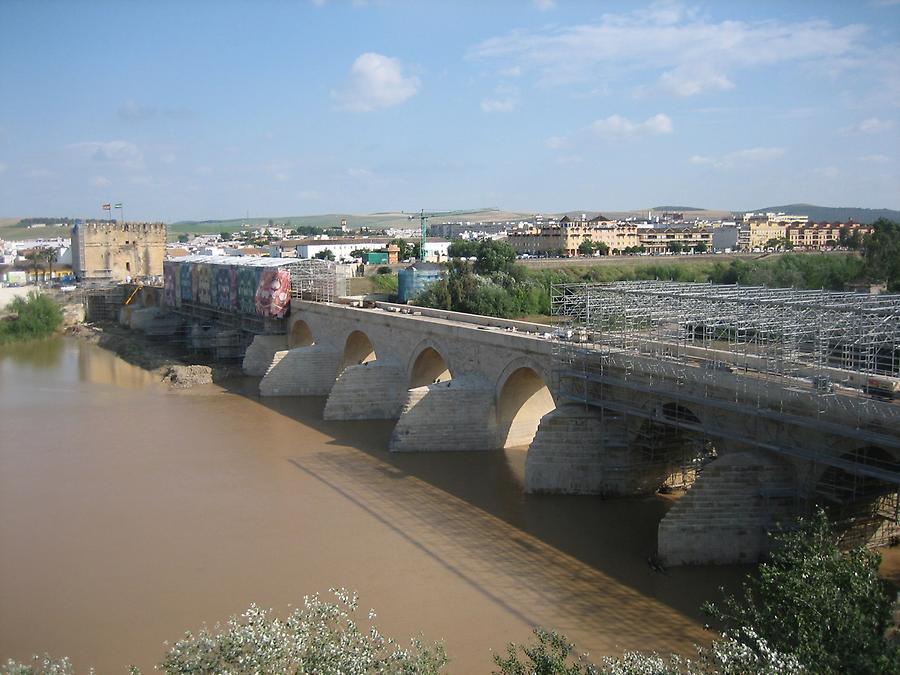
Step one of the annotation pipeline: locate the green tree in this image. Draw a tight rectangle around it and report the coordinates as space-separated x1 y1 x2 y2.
704 509 898 674
474 239 516 274
390 238 412 260
24 250 44 282
177 234 189 244
220 231 232 241
864 218 900 291
448 240 479 258
0 292 64 344
578 239 595 256
577 240 608 256
667 242 684 254
313 249 335 261
693 242 708 253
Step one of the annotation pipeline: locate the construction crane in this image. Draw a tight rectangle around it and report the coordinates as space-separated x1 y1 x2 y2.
407 208 497 261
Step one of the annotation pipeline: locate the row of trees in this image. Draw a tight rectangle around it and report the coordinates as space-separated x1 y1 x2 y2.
23 247 59 281
5 512 897 674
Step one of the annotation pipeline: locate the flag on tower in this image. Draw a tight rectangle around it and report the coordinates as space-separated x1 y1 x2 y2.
102 203 111 210
114 203 122 209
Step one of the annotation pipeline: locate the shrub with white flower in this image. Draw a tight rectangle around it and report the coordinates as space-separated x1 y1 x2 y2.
158 589 447 675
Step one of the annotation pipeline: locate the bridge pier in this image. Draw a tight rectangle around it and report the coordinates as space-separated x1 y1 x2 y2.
323 361 407 420
242 334 287 376
525 405 666 496
657 450 797 566
389 376 499 452
259 345 340 396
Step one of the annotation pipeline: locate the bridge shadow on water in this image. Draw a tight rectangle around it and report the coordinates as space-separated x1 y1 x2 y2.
216 375 751 656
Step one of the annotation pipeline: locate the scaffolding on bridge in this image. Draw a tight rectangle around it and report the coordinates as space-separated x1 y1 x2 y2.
291 258 337 303
551 281 900 548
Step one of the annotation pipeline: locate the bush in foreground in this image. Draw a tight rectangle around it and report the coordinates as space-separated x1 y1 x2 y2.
703 509 898 674
2 590 446 675
492 627 804 675
0 292 63 344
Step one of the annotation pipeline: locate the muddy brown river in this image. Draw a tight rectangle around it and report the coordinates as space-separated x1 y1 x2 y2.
3 337 891 672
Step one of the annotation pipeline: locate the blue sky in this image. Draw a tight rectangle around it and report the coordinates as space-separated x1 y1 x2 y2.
1 0 898 222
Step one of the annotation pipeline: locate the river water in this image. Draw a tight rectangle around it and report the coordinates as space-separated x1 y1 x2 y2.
0 337 847 672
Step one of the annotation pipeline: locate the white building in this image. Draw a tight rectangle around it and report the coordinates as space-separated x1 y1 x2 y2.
295 238 450 263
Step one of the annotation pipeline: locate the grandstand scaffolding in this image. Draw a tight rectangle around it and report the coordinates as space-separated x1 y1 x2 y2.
291 259 337 303
551 281 900 548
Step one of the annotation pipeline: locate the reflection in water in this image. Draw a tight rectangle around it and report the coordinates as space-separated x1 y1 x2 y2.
76 341 158 389
8 340 894 672
0 337 65 369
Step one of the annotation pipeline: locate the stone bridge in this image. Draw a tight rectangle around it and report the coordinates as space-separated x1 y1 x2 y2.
242 300 900 567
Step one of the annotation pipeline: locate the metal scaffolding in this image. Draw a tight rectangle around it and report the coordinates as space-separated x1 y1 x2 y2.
291 259 337 303
552 281 900 547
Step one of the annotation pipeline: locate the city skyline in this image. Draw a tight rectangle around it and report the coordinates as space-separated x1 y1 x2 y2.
1 0 898 221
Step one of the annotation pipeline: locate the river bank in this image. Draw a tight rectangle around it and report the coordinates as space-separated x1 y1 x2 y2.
65 321 232 387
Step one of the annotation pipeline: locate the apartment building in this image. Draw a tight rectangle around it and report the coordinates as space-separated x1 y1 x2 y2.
638 227 712 254
506 215 640 256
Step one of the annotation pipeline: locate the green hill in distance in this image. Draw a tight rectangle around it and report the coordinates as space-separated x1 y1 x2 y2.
747 203 900 224
168 208 531 235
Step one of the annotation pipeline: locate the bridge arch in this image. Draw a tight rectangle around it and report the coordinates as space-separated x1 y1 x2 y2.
632 400 713 491
289 319 314 348
409 342 452 388
496 361 555 448
815 445 899 549
341 330 377 370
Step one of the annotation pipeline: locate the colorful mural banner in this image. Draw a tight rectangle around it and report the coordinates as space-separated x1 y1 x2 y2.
255 268 291 318
162 262 176 306
180 263 193 302
163 260 292 318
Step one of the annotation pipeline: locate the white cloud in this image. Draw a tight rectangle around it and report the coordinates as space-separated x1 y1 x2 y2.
659 63 734 97
814 166 840 179
68 140 143 168
859 154 892 163
333 52 420 112
469 6 868 95
842 117 895 134
481 97 517 112
90 176 111 188
689 146 785 169
545 136 567 149
589 113 673 139
533 0 556 10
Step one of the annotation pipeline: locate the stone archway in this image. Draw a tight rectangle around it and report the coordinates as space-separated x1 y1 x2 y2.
341 330 376 370
289 320 314 348
497 366 555 448
409 346 451 388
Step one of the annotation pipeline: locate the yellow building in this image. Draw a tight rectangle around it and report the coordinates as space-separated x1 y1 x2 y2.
72 221 167 281
786 222 873 250
638 227 712 254
506 215 640 256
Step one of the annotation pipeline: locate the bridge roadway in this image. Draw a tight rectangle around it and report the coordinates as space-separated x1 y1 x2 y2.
242 299 900 566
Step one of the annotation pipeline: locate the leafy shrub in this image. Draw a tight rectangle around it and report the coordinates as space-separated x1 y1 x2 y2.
158 589 446 675
703 509 898 674
0 292 63 344
492 627 804 675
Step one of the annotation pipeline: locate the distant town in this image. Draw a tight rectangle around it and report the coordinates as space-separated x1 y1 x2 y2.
0 209 877 285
